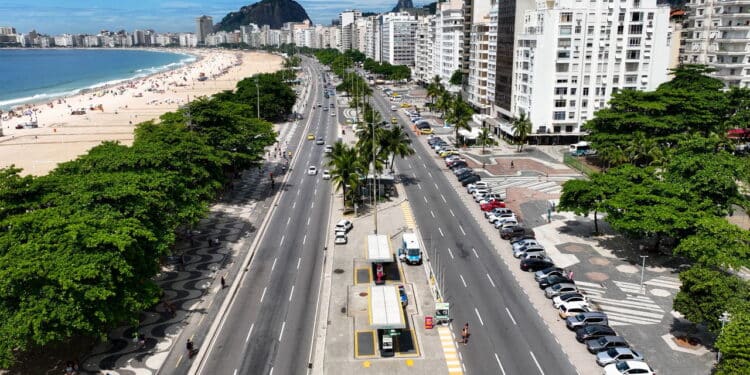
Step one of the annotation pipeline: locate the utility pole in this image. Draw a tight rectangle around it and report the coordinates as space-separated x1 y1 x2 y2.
372 97 378 235
639 255 649 292
718 311 731 362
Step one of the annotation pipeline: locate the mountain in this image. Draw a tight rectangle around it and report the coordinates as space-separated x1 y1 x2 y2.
391 0 415 12
215 0 311 31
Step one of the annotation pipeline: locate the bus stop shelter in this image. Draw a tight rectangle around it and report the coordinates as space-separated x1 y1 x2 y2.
369 285 406 329
367 234 393 263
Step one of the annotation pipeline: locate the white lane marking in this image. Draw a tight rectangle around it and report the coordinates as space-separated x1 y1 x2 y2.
423 196 428 203
260 287 267 303
486 273 496 288
293 201 297 209
271 258 278 271
279 321 286 342
472 248 478 258
297 257 302 269
431 210 435 218
307 217 311 226
297 190 300 197
286 217 291 226
427 169 431 176
418 154 422 160
447 247 455 259
245 323 255 343
474 307 485 326
450 209 455 217
311 202 315 209
289 285 295 301
279 235 285 247
506 308 517 325
438 227 444 237
530 351 545 375
459 225 466 236
417 183 422 190
303 234 307 245
495 353 507 375
408 162 412 168
269 367 274 375
434 182 439 189
234 369 238 375
460 274 467 288
441 194 447 203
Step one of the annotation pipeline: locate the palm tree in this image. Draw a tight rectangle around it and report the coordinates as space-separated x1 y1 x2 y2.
436 91 453 119
384 126 415 170
326 142 362 206
512 113 532 152
426 75 444 106
477 127 497 154
446 96 474 147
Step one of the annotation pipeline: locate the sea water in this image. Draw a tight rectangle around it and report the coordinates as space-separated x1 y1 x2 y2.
0 49 195 110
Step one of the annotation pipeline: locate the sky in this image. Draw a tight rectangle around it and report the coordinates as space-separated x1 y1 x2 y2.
0 0 427 35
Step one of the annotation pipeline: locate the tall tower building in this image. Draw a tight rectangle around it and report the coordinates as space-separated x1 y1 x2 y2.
196 15 213 45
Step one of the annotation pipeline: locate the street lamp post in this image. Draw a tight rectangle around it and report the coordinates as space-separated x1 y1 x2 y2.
639 255 649 292
372 98 378 235
255 80 260 119
718 311 731 362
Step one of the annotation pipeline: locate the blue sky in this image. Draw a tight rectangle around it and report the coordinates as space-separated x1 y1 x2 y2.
0 0 426 35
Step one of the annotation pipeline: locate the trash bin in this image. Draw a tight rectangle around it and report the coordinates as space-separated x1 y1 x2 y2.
425 316 434 330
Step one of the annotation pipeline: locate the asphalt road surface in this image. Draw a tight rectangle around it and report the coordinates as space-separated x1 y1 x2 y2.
368 86 577 375
196 58 334 375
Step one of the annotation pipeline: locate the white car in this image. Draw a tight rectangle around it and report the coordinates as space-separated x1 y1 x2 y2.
334 219 353 233
322 170 331 179
330 112 336 117
489 213 516 225
557 300 591 312
514 245 544 258
558 303 590 319
324 145 333 153
334 233 348 245
307 166 317 175
602 360 654 375
512 239 539 251
553 293 588 309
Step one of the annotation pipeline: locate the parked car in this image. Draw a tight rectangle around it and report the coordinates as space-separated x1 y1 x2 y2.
334 219 353 233
440 149 459 158
493 215 519 228
478 193 505 205
467 181 490 194
565 311 609 330
534 266 565 282
553 292 588 309
486 207 513 218
325 145 333 153
449 161 468 170
596 348 644 367
500 225 531 240
545 283 579 299
520 257 554 271
513 244 545 258
509 233 536 243
461 175 481 186
538 274 575 289
557 301 591 318
488 212 516 224
307 133 315 140
520 251 545 261
576 324 616 343
586 336 629 354
458 172 479 182
498 220 519 231
398 285 408 306
602 361 654 375
334 233 348 244
480 199 506 211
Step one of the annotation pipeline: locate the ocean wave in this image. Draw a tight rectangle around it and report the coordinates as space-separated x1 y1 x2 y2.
0 89 79 108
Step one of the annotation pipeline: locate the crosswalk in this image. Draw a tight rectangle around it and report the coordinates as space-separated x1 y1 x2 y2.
644 275 681 290
575 281 666 326
479 176 574 195
401 201 416 229
437 326 464 374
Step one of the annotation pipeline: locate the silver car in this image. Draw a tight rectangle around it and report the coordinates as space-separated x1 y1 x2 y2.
514 245 545 258
596 348 644 367
544 283 578 298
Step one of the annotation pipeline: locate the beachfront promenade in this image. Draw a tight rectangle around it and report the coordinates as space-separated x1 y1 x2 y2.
0 49 283 175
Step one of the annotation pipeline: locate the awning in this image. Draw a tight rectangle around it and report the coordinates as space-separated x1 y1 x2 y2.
367 234 393 263
458 127 483 140
369 285 406 329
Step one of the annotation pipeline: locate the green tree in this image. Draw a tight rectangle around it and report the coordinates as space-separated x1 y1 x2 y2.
0 166 40 221
673 266 750 332
426 75 445 106
477 127 497 154
558 177 611 234
435 90 453 119
512 113 532 152
449 70 463 86
383 126 415 170
325 142 363 206
446 96 474 147
674 216 750 270
715 310 750 374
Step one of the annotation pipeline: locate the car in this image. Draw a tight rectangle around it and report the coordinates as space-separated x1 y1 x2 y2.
509 233 536 243
325 145 333 153
398 285 408 306
520 258 555 272
586 336 629 354
500 225 531 239
322 170 331 180
461 175 481 186
331 112 336 117
391 117 398 124
335 219 353 233
544 282 578 298
535 266 566 282
553 292 588 308
420 127 434 134
472 188 491 199
480 199 506 211
316 137 325 145
596 348 644 367
330 103 335 108
467 181 490 193
538 274 575 289
513 244 545 258
453 167 473 176
565 311 609 330
440 150 459 158
486 207 513 218
428 137 444 145
557 300 591 318
334 233 348 244
391 105 398 111
488 212 515 224
498 221 519 231
445 154 462 162
456 170 474 180
602 360 654 375
307 166 318 175
449 161 468 170
307 133 315 140
493 216 519 228
576 324 616 343
323 106 329 111
513 238 539 251
478 193 506 205
520 250 545 261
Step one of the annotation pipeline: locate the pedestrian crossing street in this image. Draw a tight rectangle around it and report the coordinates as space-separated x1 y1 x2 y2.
437 326 464 374
480 176 574 195
575 280 671 326
401 201 416 230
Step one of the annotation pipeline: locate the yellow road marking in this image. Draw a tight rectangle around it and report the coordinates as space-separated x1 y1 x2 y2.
438 326 464 374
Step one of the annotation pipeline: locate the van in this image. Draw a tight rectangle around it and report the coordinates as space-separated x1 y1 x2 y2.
398 233 422 265
565 312 609 330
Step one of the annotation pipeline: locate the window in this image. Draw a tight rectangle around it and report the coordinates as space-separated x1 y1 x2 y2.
588 26 595 34
571 76 578 84
569 112 575 119
618 12 625 21
554 87 568 95
617 25 624 35
583 87 589 95
631 12 643 22
560 26 572 35
629 25 643 34
555 99 567 107
558 38 572 47
558 50 571 58
560 12 573 22
553 111 566 120
571 87 577 95
625 62 639 71
626 50 640 59
613 75 620 84
582 99 588 107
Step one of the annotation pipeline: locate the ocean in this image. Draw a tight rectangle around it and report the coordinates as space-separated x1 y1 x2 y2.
0 49 195 110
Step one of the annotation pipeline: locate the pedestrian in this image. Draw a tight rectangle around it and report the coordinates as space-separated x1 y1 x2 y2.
510 160 514 168
186 339 195 358
460 323 470 344
221 276 226 289
138 333 146 348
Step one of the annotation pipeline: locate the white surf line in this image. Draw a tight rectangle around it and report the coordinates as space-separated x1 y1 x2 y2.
234 369 238 375
311 202 314 209
297 257 302 270
434 182 439 189
460 274 468 288
289 285 295 301
495 353 507 375
293 201 296 209
278 321 286 342
459 225 466 236
260 287 267 303
529 351 545 375
505 308 517 325
438 227 444 237
486 273 496 288
472 248 479 258
447 247 455 259
245 323 254 343
271 258 278 271
474 308 485 326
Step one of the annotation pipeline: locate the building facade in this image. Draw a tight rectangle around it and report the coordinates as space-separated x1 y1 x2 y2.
381 12 417 66
196 15 213 45
435 0 466 86
414 15 436 83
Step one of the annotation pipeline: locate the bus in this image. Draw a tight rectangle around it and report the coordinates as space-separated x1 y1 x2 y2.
569 141 595 156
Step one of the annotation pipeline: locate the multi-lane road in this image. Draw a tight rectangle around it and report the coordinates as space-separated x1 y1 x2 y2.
368 87 577 375
194 58 335 375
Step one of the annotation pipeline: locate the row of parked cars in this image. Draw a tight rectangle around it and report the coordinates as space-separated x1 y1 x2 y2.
427 136 481 186
507 234 656 374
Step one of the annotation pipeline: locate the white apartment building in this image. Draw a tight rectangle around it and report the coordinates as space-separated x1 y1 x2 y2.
414 15 436 83
510 0 671 142
434 0 465 85
683 0 750 87
352 18 368 52
196 15 213 45
467 19 492 111
179 33 198 47
53 34 74 47
363 16 380 60
339 9 362 51
381 12 417 66
486 1 498 116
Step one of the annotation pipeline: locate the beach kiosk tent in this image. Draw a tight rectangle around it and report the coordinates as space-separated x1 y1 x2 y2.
367 234 393 263
369 285 406 329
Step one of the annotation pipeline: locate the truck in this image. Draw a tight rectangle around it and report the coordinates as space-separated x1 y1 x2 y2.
397 233 422 265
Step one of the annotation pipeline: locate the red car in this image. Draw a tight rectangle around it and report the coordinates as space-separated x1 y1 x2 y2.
480 199 507 211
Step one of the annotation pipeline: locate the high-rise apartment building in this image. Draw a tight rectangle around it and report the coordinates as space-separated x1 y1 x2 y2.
435 0 466 86
381 12 417 66
339 9 362 51
414 15 436 83
196 15 213 45
682 0 750 88
509 0 671 142
467 19 492 111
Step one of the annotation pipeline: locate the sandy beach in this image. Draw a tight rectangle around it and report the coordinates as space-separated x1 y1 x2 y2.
0 49 283 175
